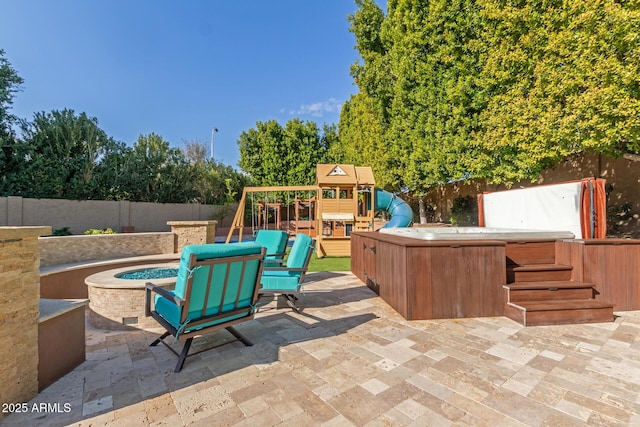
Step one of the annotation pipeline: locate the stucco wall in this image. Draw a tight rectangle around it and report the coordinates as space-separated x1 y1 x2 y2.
0 198 237 234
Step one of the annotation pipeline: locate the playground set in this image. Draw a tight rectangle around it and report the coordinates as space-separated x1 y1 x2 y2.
225 164 413 257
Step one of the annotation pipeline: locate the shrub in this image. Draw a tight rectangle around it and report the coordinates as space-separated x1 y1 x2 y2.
84 228 117 235
53 227 72 236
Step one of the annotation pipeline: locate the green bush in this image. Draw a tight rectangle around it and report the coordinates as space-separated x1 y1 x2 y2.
84 228 117 235
52 227 72 236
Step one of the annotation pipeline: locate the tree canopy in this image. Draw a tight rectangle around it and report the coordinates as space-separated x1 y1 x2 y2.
237 118 337 186
0 52 248 204
0 49 23 145
338 0 640 191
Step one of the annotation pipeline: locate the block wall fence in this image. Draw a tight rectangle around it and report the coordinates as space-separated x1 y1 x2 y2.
0 197 237 235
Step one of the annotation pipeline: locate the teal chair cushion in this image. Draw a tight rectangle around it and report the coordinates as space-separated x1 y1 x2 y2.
260 270 301 291
286 233 313 268
254 230 288 260
154 297 250 333
155 242 263 330
258 234 314 293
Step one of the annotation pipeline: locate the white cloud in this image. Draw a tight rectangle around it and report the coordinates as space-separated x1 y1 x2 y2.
290 97 342 117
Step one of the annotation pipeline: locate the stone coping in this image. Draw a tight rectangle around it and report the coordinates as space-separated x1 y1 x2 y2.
85 263 180 289
167 220 217 226
39 298 89 323
40 253 180 276
0 226 51 239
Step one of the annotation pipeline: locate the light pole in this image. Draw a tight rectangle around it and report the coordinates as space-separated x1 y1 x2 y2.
210 127 218 160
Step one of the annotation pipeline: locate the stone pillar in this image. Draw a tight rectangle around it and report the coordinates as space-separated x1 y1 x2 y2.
0 226 51 418
167 220 217 253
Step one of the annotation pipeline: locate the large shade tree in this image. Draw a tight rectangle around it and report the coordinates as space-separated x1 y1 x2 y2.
237 118 336 186
0 49 24 192
0 49 23 145
183 139 250 205
0 52 247 204
116 133 198 203
339 0 640 189
11 109 117 199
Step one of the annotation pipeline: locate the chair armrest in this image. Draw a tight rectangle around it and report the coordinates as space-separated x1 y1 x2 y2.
267 252 287 258
145 282 184 316
263 267 308 273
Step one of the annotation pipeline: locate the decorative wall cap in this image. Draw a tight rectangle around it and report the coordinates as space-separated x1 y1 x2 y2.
166 221 218 226
0 226 52 239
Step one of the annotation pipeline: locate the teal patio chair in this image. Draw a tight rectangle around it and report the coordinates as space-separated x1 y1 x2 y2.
253 229 288 267
145 242 266 372
258 233 315 313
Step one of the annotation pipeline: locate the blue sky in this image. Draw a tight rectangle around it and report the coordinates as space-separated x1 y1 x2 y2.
1 1 384 167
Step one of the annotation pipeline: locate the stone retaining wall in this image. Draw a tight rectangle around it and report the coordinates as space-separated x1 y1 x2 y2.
39 232 175 267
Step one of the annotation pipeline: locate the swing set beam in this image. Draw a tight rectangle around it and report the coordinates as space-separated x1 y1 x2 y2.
226 185 318 243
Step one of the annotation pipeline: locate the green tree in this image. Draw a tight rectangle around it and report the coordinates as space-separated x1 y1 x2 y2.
0 49 23 145
0 50 25 192
389 0 483 191
93 139 133 200
10 109 114 199
473 0 640 183
348 0 391 123
337 94 393 186
182 139 249 204
238 118 334 186
341 0 640 188
339 0 398 188
117 133 197 203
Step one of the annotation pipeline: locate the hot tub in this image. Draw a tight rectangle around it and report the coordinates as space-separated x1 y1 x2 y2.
378 227 575 240
352 227 574 321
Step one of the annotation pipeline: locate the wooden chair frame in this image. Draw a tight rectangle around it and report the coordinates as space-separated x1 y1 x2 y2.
145 248 265 372
258 238 315 313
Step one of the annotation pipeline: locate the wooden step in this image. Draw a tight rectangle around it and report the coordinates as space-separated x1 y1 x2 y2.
505 299 615 326
504 281 595 303
507 264 572 283
505 241 557 265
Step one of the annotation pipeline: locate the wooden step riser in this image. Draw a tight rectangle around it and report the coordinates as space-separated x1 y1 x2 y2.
506 242 557 265
505 305 614 326
504 288 595 303
507 270 573 283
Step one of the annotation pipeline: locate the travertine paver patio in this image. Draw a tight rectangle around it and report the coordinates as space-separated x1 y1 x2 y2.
3 271 640 426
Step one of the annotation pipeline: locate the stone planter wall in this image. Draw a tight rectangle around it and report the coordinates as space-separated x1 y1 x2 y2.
39 232 175 267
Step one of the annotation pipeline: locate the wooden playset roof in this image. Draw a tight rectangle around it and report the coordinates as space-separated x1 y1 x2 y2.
316 164 375 186
355 166 375 185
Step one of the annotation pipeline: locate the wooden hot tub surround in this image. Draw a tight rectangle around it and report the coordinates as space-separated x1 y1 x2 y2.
351 232 638 326
351 232 507 320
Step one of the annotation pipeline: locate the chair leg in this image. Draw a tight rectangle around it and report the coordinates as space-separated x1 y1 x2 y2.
150 331 171 347
283 294 301 313
175 338 193 373
255 293 266 313
226 326 253 346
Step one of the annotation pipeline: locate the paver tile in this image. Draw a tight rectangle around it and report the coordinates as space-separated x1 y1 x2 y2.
4 272 640 427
